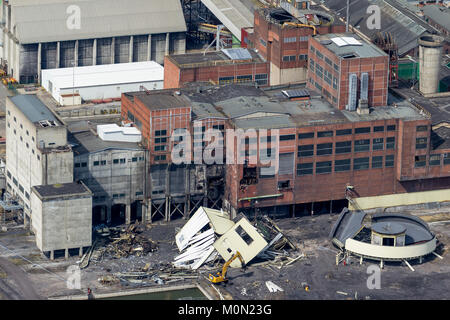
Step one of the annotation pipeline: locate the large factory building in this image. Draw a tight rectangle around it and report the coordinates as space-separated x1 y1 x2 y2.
0 0 187 84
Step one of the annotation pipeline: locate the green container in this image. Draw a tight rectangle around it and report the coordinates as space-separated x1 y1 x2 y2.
398 61 419 80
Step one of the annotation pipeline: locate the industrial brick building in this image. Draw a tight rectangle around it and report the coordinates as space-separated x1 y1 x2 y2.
0 0 187 84
164 48 269 88
244 3 345 85
307 33 389 110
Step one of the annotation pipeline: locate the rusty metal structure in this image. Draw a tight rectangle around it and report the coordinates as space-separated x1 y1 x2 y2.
374 32 399 88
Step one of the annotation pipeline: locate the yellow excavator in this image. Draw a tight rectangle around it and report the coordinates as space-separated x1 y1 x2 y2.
208 251 246 284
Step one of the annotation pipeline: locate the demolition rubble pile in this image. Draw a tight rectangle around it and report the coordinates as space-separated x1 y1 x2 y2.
104 224 158 259
173 207 297 270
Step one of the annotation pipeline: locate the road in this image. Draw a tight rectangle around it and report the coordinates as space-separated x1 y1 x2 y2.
0 257 41 300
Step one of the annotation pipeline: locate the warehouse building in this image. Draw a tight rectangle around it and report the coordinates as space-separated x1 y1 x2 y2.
41 61 164 105
0 0 186 84
5 95 74 224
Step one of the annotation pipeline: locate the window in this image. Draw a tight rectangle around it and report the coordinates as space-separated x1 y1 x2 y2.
297 163 313 176
139 157 144 161
278 180 290 189
155 137 167 144
136 191 144 196
154 145 167 151
6 171 11 178
81 162 87 167
299 54 308 60
219 76 234 84
127 111 135 122
316 161 332 174
299 36 309 42
37 155 40 161
332 76 338 90
75 163 81 168
374 126 384 132
324 70 332 85
385 155 394 167
298 132 314 139
309 59 315 72
113 159 119 164
315 64 323 78
324 57 332 66
132 157 138 162
333 63 339 72
373 138 384 150
19 185 24 193
316 51 323 59
372 156 383 168
317 130 333 138
444 153 450 165
26 130 29 136
354 139 370 152
354 157 370 170
25 192 30 200
13 178 18 186
260 39 267 47
283 55 296 62
335 141 351 154
335 159 350 172
355 127 370 134
415 155 426 168
280 134 295 141
310 46 316 54
316 143 332 155
314 82 322 91
120 158 126 164
155 130 167 137
284 37 296 43
298 145 314 157
429 154 441 166
386 137 395 149
236 75 252 83
259 167 275 179
417 125 428 132
155 155 166 161
93 161 100 166
387 125 396 131
336 129 352 136
416 137 427 149
255 74 268 85
235 225 254 245
101 160 106 165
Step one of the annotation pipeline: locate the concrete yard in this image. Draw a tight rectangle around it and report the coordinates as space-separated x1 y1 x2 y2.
0 208 449 300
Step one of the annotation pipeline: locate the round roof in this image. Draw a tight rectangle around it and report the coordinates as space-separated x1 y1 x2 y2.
372 222 406 236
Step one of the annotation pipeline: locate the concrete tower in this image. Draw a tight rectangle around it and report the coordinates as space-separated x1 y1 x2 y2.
418 35 444 95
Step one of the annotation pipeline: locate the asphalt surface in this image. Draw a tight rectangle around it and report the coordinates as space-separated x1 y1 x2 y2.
0 256 41 300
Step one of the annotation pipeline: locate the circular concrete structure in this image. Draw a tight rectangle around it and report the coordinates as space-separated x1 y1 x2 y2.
418 35 444 95
372 222 406 236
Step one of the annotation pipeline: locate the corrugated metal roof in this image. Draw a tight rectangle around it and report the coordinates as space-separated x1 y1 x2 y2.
201 0 254 41
321 0 434 56
422 5 450 32
41 61 163 89
11 0 186 44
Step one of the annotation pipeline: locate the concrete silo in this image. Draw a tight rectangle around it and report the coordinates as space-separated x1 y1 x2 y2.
418 35 444 95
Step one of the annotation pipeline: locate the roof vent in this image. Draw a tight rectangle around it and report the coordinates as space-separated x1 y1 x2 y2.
320 40 332 45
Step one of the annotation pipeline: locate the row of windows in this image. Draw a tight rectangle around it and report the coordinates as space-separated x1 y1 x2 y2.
283 36 309 43
298 125 396 139
415 154 450 167
297 155 395 175
218 74 268 86
282 55 308 62
75 157 144 167
298 138 395 156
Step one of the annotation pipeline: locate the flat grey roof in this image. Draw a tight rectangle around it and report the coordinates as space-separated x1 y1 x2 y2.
32 182 91 199
69 129 143 156
422 5 450 32
168 49 264 68
10 95 62 126
313 33 388 59
10 0 187 44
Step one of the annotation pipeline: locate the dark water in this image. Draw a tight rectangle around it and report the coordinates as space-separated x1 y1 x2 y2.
100 288 207 300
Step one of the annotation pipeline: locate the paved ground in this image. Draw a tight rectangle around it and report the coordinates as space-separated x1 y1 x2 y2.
0 209 449 300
